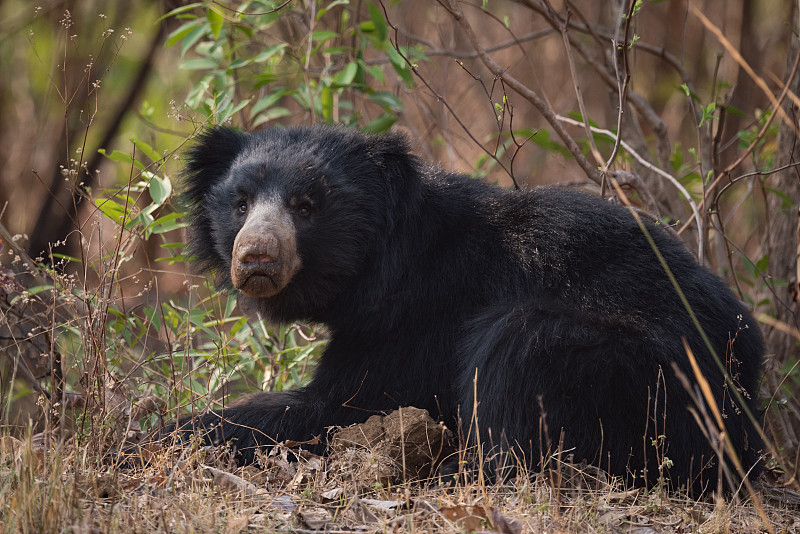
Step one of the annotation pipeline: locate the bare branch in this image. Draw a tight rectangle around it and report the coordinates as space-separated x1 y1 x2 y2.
380 1 520 187
396 26 554 59
440 0 603 185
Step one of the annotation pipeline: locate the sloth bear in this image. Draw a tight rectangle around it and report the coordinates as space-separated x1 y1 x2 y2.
181 124 763 491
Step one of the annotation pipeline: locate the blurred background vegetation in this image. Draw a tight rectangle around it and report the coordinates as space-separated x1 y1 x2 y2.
0 0 798 486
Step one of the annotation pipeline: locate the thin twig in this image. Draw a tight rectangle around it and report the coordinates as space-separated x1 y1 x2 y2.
379 1 518 186
397 26 554 58
211 0 291 16
440 0 603 185
547 1 606 169
603 0 633 170
692 4 799 138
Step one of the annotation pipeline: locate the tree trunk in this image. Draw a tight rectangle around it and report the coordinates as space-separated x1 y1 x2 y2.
764 1 800 482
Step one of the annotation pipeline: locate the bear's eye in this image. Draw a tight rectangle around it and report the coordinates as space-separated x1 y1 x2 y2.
237 201 248 214
292 195 314 217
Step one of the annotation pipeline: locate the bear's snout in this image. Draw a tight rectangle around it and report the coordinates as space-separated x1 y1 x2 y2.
228 200 303 299
231 232 285 297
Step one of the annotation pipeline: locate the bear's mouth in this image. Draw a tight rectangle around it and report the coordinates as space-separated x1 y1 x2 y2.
238 271 282 298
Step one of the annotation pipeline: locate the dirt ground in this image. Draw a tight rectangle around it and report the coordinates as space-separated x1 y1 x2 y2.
2 407 800 533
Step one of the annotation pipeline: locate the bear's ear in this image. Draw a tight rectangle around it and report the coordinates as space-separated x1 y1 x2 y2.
369 129 422 207
182 126 248 205
181 126 247 275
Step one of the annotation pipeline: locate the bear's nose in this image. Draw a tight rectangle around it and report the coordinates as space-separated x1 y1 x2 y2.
241 252 275 264
235 234 280 267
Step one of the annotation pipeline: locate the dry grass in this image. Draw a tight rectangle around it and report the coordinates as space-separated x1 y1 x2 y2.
1 428 799 534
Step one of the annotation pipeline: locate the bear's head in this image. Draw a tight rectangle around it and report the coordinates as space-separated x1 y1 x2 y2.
182 125 419 321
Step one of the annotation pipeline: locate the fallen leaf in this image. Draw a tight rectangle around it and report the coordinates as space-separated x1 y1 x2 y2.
202 464 260 497
441 504 523 534
298 508 332 530
321 487 344 501
441 505 489 532
361 498 402 511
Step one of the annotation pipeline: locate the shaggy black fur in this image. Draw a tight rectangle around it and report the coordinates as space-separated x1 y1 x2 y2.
180 125 763 491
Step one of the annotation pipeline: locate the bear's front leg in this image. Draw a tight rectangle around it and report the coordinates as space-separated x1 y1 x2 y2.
168 390 328 463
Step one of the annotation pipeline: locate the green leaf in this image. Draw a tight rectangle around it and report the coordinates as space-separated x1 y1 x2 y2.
144 305 163 336
217 98 251 123
321 86 333 123
147 173 172 205
311 30 338 43
332 61 358 87
387 48 413 86
741 256 757 279
363 114 397 134
368 91 401 110
698 102 716 127
522 129 571 157
229 316 249 337
49 253 82 263
755 254 770 274
252 43 287 63
181 57 219 70
764 186 796 210
95 198 130 226
155 254 191 264
669 142 684 171
148 212 188 235
360 60 385 84
206 6 224 40
185 75 212 109
291 367 303 387
133 139 162 163
678 171 701 187
251 91 288 115
229 58 252 69
128 204 159 235
28 284 57 295
224 294 237 318
97 149 147 171
253 72 279 88
368 2 387 42
565 111 600 128
316 0 350 21
251 107 292 128
158 2 204 23
181 24 210 57
166 19 203 49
